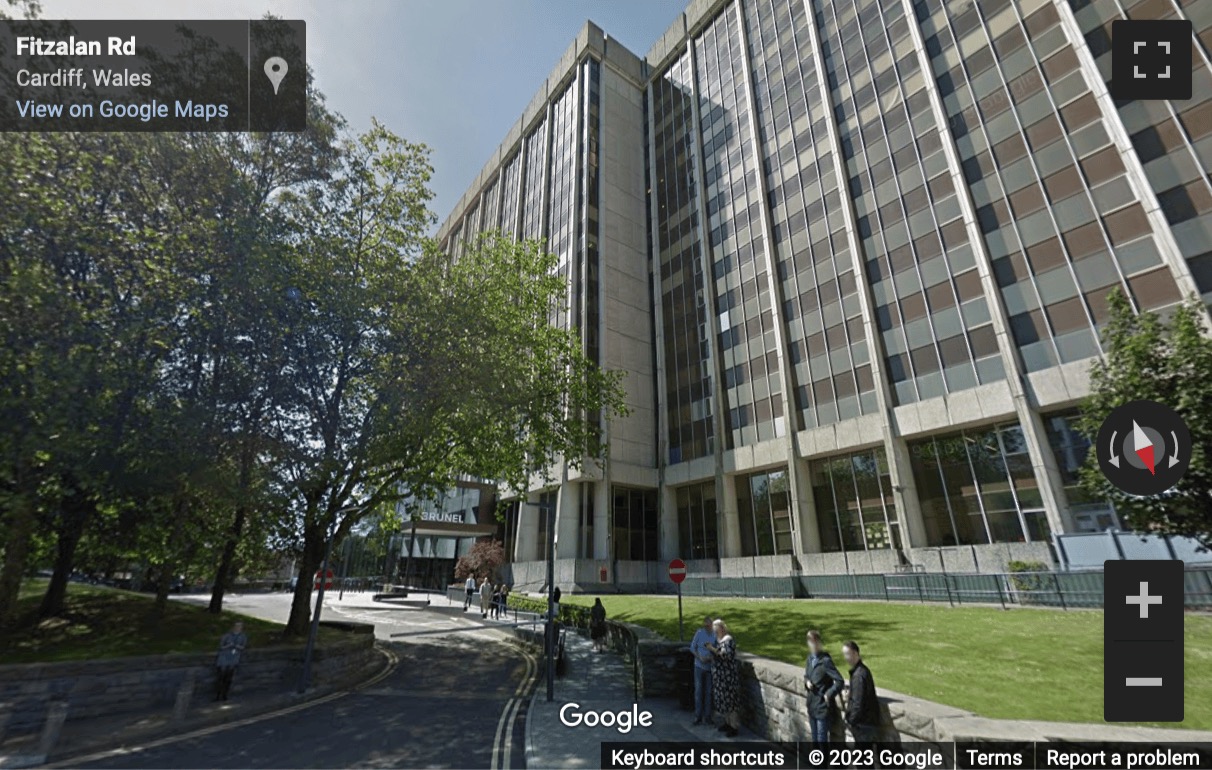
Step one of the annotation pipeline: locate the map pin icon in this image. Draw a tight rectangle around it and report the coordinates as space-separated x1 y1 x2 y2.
264 57 288 95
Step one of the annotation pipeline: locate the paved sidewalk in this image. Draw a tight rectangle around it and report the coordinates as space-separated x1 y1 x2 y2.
526 631 767 769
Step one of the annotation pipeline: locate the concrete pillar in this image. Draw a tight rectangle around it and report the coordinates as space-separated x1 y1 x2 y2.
593 480 611 560
172 672 195 722
887 438 928 549
515 492 541 562
1019 408 1077 538
554 481 581 560
660 484 680 561
718 473 743 558
791 458 823 554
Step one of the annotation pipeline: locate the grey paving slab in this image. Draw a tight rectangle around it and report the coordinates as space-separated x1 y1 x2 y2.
525 632 766 769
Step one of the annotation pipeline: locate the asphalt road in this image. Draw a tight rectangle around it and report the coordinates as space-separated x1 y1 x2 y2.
71 592 537 769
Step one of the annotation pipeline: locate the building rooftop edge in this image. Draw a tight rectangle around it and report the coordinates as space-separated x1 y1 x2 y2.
436 18 648 241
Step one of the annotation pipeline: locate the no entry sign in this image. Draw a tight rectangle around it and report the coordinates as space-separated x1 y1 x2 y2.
314 569 334 590
668 558 687 584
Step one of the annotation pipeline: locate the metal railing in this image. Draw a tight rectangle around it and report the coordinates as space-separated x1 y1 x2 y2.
663 565 1212 610
598 619 642 702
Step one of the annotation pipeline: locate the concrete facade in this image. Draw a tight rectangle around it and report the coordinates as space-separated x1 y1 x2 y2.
437 1 1212 579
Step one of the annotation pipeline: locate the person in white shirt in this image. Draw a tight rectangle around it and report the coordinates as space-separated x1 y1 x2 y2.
464 575 477 611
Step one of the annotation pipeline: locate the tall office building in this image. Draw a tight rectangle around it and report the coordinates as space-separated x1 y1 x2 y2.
437 0 1212 585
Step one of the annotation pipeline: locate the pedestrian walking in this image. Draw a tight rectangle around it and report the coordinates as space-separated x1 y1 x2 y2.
589 598 607 652
841 640 879 745
214 621 247 701
689 615 715 726
501 584 511 619
705 618 740 737
804 629 844 744
464 574 476 611
492 584 503 619
479 576 493 618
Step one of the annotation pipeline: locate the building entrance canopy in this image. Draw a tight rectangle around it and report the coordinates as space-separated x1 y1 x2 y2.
406 520 498 539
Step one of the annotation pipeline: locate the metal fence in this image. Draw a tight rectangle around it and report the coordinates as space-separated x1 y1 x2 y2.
666 565 1212 610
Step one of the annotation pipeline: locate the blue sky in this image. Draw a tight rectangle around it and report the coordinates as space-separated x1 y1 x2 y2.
38 0 687 227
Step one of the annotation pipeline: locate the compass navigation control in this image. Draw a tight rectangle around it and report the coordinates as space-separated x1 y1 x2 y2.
1096 400 1190 496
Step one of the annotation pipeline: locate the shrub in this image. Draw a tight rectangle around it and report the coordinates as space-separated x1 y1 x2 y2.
1007 560 1052 603
506 593 590 628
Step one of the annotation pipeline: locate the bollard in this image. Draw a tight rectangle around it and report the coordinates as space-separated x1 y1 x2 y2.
173 672 196 721
36 701 69 759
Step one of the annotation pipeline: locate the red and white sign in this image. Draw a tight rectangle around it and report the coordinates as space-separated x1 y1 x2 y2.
314 569 334 590
668 558 687 585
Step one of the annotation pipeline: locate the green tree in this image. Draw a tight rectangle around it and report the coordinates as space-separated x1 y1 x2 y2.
1079 291 1212 548
275 122 626 635
0 132 194 626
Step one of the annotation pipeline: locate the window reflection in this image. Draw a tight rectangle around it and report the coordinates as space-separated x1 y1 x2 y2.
908 423 1049 546
613 487 659 562
810 448 899 552
736 467 793 556
1044 411 1119 532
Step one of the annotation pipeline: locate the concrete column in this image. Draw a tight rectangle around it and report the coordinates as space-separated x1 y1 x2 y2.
887 438 928 549
686 34 730 480
717 472 743 558
791 458 823 554
554 481 581 560
660 484 680 561
515 492 541 562
1020 408 1076 538
593 479 611 560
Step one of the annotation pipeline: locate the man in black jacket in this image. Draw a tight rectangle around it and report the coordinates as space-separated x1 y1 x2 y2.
804 630 844 744
841 640 879 745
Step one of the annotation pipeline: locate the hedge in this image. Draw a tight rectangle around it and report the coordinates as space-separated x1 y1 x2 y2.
506 594 591 629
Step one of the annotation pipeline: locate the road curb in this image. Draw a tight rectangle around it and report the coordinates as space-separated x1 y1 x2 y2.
523 680 541 770
502 633 544 770
35 643 396 769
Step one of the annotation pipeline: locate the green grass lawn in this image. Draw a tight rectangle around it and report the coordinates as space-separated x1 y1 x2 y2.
565 594 1212 730
4 579 339 664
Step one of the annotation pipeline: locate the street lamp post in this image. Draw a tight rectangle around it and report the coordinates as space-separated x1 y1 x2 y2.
545 499 555 703
400 515 418 591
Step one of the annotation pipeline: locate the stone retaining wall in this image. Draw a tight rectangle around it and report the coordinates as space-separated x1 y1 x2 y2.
0 621 377 737
624 624 1210 744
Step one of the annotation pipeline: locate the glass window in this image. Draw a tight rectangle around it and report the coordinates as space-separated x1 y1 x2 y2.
810 449 897 552
1044 412 1119 528
736 467 794 556
907 422 1050 545
677 481 719 561
612 487 658 561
